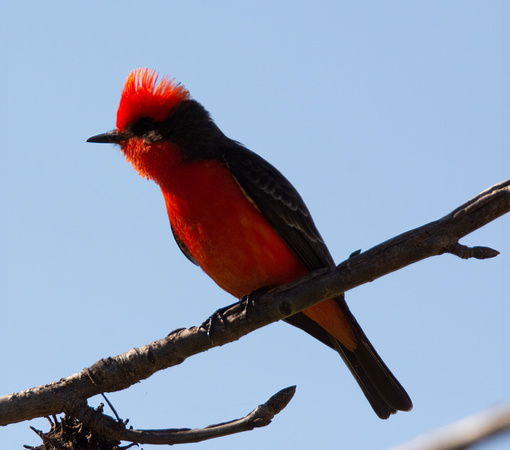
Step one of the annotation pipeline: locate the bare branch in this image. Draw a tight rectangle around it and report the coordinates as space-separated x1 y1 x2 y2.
23 387 296 448
392 402 510 450
1 180 509 433
68 385 296 445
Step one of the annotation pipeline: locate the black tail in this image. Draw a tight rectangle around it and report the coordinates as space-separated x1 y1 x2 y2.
284 295 412 419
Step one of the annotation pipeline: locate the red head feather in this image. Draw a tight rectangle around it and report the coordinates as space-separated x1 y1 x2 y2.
116 68 189 131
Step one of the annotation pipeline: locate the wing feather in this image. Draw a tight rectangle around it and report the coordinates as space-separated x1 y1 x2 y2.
223 146 334 271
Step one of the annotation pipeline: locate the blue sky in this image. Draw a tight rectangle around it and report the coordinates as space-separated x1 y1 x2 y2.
4 2 509 449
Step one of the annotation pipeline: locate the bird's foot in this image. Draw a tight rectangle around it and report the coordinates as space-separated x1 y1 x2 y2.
201 287 271 344
240 286 271 322
202 303 234 345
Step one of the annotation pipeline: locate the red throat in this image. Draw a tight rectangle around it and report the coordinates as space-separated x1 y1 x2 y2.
120 139 184 182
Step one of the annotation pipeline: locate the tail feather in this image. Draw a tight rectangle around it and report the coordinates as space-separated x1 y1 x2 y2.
284 295 412 419
330 330 412 418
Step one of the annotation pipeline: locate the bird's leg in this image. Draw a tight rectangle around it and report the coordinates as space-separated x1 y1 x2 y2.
240 286 271 322
201 301 237 344
201 287 271 344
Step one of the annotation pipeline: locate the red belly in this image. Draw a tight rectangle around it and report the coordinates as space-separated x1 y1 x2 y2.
161 159 355 348
162 160 307 298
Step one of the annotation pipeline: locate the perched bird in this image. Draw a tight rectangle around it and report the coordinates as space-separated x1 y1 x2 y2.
87 68 412 418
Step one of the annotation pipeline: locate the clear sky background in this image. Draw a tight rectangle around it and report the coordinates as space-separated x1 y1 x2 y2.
4 2 509 449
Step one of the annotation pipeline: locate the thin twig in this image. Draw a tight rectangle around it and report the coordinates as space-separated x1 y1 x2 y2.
67 386 296 445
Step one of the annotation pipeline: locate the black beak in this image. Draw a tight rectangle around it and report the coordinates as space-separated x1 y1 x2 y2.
86 130 126 144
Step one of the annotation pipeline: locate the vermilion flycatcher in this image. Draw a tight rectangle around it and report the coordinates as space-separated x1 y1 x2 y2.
87 68 412 419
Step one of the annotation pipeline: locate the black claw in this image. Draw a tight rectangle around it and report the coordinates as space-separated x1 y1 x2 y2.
241 286 271 322
202 304 232 344
202 287 271 344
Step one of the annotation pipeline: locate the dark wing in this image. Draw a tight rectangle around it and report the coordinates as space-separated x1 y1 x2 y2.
223 144 412 419
223 145 335 271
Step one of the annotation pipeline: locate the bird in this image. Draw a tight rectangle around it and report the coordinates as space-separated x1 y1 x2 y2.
87 68 412 419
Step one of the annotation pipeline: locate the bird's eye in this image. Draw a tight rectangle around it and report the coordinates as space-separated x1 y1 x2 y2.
130 116 156 136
